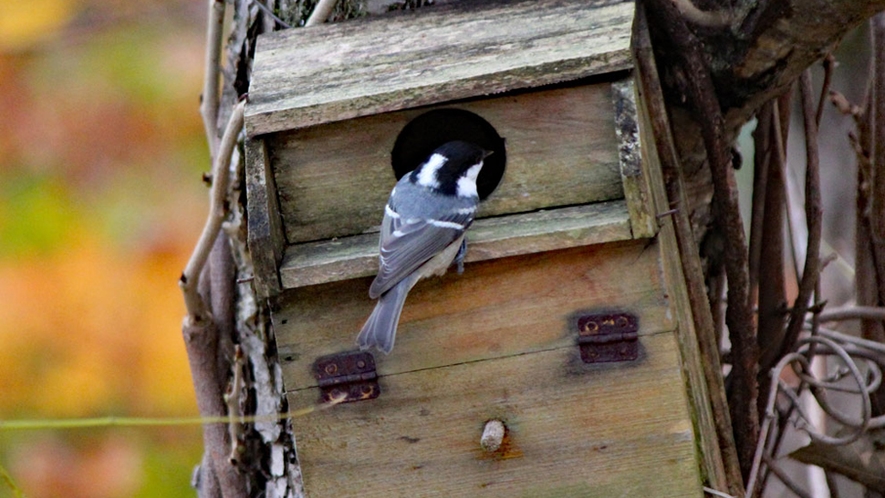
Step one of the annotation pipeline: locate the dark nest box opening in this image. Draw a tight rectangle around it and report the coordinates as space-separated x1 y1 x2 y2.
391 108 506 200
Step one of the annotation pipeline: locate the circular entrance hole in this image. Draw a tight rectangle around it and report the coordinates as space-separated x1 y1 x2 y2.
391 108 506 200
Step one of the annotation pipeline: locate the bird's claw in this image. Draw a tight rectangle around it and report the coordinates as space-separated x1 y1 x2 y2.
455 239 467 274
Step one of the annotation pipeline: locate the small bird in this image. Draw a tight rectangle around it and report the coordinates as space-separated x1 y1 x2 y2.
357 140 491 354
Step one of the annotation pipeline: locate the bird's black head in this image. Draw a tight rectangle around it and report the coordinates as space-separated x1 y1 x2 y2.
410 141 491 197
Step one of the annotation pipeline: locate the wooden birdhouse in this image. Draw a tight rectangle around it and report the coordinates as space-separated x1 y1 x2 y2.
244 0 725 495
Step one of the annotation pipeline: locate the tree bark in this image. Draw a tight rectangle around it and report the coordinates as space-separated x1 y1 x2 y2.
658 0 885 235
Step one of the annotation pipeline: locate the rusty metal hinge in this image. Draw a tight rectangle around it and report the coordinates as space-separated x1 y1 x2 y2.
313 351 380 403
577 312 639 363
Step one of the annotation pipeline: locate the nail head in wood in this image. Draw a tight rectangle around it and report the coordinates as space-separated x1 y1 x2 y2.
481 419 506 453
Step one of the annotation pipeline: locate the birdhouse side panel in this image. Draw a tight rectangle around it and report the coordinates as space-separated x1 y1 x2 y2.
267 83 624 245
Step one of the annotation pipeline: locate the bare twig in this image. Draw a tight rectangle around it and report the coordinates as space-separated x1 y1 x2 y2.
781 73 823 362
749 330 884 498
850 51 885 389
756 96 789 375
795 338 873 440
815 54 836 127
774 92 803 286
872 13 885 243
305 0 339 27
864 18 885 418
671 0 734 28
818 306 885 322
705 487 737 498
756 77 825 491
747 353 796 497
817 328 885 355
634 5 743 494
829 90 863 116
201 0 226 159
824 471 841 498
710 271 726 352
646 0 759 474
185 234 248 498
762 455 813 498
867 16 885 369
753 96 791 492
255 0 293 29
180 101 246 322
748 102 772 304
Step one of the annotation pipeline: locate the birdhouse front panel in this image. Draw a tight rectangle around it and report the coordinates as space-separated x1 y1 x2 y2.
265 83 624 246
272 241 700 496
244 0 716 496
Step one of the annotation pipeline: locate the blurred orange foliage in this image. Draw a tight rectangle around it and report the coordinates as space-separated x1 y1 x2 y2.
0 1 213 496
0 231 198 417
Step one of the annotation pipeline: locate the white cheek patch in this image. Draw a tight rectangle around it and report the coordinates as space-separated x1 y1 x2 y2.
465 162 483 181
456 162 483 198
416 153 447 188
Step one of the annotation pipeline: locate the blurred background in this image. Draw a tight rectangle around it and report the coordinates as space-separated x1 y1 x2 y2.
0 1 210 496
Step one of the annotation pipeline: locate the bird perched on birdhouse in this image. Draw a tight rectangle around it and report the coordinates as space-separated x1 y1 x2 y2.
243 0 727 495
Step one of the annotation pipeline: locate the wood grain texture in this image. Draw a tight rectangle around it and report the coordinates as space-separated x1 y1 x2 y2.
635 74 727 490
268 84 624 244
278 200 633 289
244 137 284 297
287 332 702 498
632 18 732 491
613 77 658 239
245 0 634 136
273 239 674 392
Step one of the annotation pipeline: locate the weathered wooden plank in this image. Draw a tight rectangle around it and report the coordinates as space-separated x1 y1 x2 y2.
613 77 658 239
246 0 634 136
632 19 733 490
274 239 675 392
269 83 624 244
287 332 703 497
279 200 633 289
244 137 284 297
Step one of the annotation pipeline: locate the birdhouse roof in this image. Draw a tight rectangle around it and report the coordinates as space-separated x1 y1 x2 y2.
245 0 634 137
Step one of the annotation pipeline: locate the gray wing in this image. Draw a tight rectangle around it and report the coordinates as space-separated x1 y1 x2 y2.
369 207 475 299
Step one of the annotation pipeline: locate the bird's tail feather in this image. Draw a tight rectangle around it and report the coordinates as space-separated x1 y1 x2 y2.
357 276 415 354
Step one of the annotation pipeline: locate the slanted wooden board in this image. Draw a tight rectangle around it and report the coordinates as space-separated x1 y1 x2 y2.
267 82 625 245
278 200 633 289
246 0 634 136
